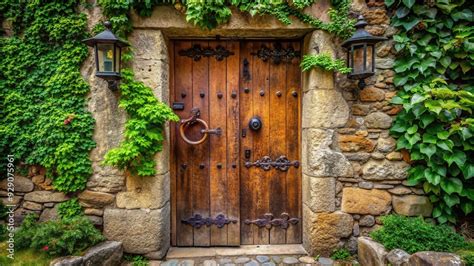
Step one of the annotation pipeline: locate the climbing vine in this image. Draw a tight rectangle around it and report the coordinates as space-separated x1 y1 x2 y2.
300 53 352 73
387 0 474 223
0 1 95 192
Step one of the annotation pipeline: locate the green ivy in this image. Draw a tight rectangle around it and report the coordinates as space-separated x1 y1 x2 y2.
103 70 179 176
300 53 352 73
387 0 474 223
57 198 84 220
0 1 95 192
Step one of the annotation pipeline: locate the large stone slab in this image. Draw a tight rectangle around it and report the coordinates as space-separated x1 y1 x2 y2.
83 241 123 266
409 252 465 266
386 249 410 266
305 149 353 178
24 191 68 203
0 175 34 192
302 90 349 129
341 188 391 215
78 190 115 208
116 172 169 210
103 205 170 256
358 237 388 266
302 175 335 212
365 111 393 129
362 159 409 180
392 195 433 217
303 207 353 256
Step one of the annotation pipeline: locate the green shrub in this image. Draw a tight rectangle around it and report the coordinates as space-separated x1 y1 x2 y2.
124 254 149 266
0 201 8 220
57 198 83 220
0 224 7 242
15 214 105 256
371 215 467 254
330 248 351 261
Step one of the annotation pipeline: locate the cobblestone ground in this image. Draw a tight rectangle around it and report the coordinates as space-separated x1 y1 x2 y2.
123 255 358 266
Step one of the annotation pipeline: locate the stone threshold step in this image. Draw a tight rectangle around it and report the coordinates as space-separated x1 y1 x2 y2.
167 245 307 259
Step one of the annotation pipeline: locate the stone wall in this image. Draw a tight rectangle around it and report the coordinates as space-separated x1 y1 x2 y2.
0 0 434 259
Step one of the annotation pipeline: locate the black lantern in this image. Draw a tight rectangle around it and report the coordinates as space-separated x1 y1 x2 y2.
342 15 386 90
83 21 128 90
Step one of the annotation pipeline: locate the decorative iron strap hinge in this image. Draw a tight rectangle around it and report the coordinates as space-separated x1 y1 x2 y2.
179 44 234 61
245 155 299 171
182 214 237 228
251 43 300 64
245 213 299 229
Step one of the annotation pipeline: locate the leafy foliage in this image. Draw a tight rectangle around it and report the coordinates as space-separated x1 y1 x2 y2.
57 198 84 220
371 215 467 254
103 70 179 176
124 254 149 266
0 1 95 192
300 53 352 73
15 213 105 256
387 0 474 223
330 248 352 261
99 0 354 39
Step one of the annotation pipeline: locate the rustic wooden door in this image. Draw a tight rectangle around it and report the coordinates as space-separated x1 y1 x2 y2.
171 40 301 246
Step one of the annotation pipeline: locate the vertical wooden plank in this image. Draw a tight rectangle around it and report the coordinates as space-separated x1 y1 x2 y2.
191 40 211 246
239 41 255 245
170 41 177 246
286 41 302 244
209 40 228 246
174 41 194 246
252 41 271 245
226 41 240 246
269 42 288 244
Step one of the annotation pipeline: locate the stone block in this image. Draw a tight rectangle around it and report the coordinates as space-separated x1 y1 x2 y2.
78 190 115 208
362 159 409 180
23 201 42 211
303 207 353 256
24 191 68 203
392 195 432 217
360 86 385 102
116 172 169 209
338 134 375 152
409 252 465 266
377 137 396 153
302 90 349 129
303 175 335 212
341 188 391 215
386 249 410 266
39 204 59 222
365 112 393 129
0 176 34 192
104 205 170 255
358 237 388 266
305 149 353 178
83 241 123 266
129 30 168 60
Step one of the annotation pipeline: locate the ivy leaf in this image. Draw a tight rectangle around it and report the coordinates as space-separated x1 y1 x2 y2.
411 93 425 105
394 76 409 87
461 188 474 200
385 0 396 7
425 168 441 185
407 124 419 134
441 177 463 194
422 133 437 144
417 34 433 46
396 6 410 18
402 0 415 8
460 201 473 215
420 143 437 159
432 205 443 218
401 17 421 31
437 131 450 140
442 150 466 166
437 139 454 151
451 8 474 22
440 56 452 68
420 114 436 128
461 164 474 179
443 193 460 207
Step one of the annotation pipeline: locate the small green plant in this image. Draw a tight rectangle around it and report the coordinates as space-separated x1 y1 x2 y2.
300 53 352 73
0 224 7 242
124 254 149 266
371 215 467 254
57 198 83 220
330 248 352 261
15 214 105 256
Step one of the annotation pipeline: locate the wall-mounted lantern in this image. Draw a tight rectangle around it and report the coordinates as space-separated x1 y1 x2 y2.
342 15 387 90
83 21 128 90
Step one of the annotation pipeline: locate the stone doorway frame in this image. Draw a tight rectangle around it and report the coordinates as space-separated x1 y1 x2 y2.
96 5 349 259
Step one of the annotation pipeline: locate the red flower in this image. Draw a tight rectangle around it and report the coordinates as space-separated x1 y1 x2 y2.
42 246 49 251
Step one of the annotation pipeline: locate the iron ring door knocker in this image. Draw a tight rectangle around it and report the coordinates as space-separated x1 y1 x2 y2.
179 108 221 145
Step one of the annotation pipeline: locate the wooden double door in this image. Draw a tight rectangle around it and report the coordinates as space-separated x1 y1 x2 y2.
170 40 301 246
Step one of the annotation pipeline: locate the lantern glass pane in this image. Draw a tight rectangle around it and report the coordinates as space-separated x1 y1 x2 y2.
97 44 115 73
352 44 365 74
367 45 374 72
